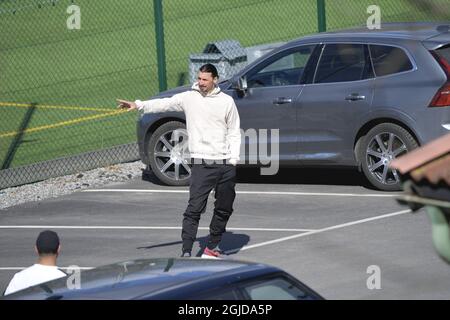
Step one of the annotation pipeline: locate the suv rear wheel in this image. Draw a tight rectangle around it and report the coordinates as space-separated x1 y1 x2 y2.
359 123 418 191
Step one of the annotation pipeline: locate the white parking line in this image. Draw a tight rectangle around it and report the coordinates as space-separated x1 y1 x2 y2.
224 209 412 254
0 225 316 232
0 210 411 271
83 189 399 198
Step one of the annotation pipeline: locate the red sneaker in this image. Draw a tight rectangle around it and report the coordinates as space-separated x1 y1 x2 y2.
201 247 221 259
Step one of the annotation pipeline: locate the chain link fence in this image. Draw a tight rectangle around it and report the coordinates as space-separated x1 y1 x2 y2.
163 0 319 89
326 0 450 31
1 0 449 189
0 0 156 188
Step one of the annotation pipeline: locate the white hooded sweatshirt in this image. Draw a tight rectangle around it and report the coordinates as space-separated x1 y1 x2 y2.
135 83 241 163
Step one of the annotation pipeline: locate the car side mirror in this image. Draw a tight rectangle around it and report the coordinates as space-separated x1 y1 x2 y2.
232 76 248 96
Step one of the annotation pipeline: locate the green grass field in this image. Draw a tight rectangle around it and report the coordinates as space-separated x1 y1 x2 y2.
0 0 448 168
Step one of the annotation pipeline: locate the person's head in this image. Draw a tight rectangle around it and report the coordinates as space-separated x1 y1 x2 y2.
35 230 60 258
197 63 219 95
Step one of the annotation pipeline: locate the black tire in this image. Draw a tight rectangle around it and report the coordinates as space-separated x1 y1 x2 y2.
359 123 418 191
147 121 191 186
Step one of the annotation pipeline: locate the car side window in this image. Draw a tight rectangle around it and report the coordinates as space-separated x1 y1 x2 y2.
314 43 371 83
241 276 313 300
369 44 413 77
247 45 316 88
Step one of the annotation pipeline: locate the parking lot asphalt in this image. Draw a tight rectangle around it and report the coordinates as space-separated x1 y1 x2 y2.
1 167 449 299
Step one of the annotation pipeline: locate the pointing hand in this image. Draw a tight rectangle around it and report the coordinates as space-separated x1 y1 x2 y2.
116 99 137 111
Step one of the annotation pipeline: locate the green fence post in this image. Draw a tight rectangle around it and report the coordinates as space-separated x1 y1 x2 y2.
154 0 167 92
317 0 326 33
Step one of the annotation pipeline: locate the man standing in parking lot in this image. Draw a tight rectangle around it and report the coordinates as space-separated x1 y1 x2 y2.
117 63 241 259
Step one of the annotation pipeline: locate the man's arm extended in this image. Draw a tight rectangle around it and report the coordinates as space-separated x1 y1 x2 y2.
117 94 184 113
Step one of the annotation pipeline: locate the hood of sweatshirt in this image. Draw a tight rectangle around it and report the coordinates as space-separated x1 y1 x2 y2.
191 82 221 97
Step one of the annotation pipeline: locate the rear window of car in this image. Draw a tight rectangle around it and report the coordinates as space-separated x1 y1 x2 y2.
369 45 413 77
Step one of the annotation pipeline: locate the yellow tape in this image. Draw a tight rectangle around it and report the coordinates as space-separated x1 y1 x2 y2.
0 110 128 138
0 102 113 112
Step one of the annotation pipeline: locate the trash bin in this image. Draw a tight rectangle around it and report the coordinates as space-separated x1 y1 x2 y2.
391 133 450 263
189 39 247 84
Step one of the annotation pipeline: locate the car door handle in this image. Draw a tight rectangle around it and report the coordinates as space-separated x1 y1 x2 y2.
345 93 366 101
273 97 293 105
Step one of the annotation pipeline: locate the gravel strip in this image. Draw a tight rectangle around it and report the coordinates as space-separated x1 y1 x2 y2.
0 161 146 210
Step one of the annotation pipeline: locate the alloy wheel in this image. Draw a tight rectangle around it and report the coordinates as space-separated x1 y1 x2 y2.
365 132 408 186
153 128 191 181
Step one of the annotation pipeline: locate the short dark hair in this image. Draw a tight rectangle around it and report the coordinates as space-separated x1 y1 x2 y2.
199 63 219 79
36 230 60 255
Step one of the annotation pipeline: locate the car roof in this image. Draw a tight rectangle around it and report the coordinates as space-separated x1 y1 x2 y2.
236 22 450 76
2 258 281 300
290 22 450 44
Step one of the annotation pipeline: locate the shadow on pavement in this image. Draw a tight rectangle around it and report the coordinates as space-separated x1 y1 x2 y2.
236 167 374 188
136 231 250 257
143 166 374 189
196 232 250 257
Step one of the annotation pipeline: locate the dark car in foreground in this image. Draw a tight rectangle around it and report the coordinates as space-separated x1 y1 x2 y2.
138 22 450 191
2 258 323 300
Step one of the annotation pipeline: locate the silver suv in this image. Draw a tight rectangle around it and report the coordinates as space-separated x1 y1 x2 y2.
137 22 450 191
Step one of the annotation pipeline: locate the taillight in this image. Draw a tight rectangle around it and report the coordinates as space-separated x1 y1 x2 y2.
430 50 450 108
429 83 450 107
